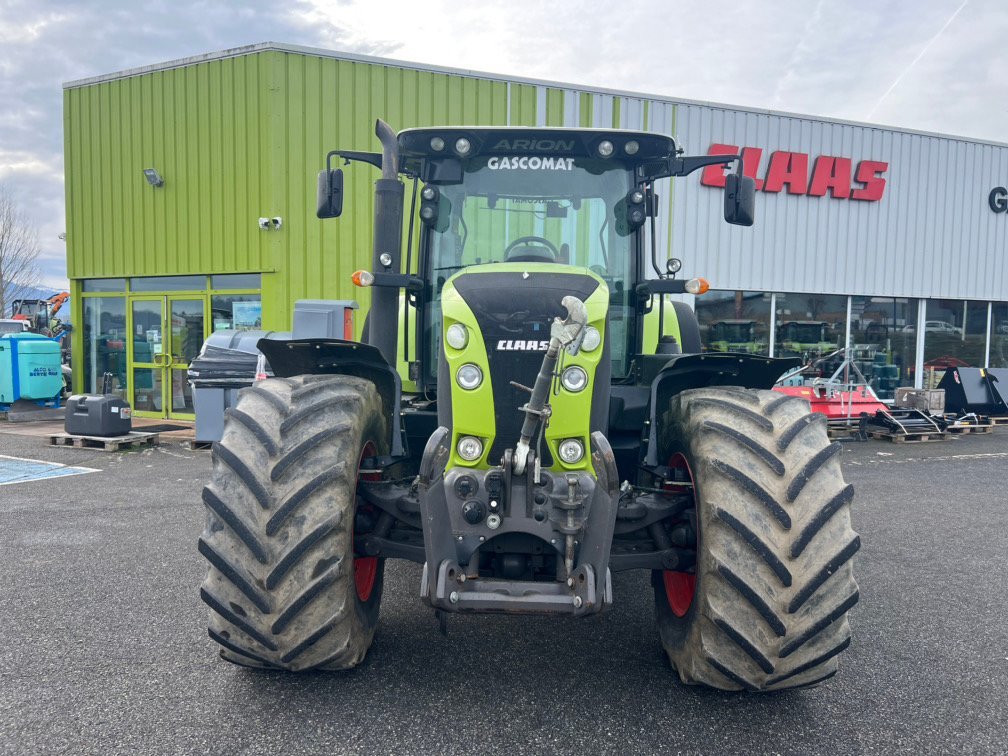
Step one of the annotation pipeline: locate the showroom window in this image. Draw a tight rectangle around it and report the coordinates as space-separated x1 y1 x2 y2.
920 299 988 385
988 303 1008 368
82 296 127 398
849 296 919 400
774 292 848 374
695 290 772 356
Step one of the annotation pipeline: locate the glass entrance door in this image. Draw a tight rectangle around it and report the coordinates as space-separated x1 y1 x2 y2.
128 296 207 419
130 297 167 417
167 298 205 418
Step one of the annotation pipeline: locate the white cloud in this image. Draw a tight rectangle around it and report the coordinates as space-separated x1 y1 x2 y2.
0 0 1005 290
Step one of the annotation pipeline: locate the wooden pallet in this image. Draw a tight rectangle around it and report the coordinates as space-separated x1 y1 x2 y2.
944 423 995 434
48 431 159 452
827 425 862 440
989 416 1008 425
866 430 947 443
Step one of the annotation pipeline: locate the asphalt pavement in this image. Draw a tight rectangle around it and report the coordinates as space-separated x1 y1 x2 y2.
1 428 1007 755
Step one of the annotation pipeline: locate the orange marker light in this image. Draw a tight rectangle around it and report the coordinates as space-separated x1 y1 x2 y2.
352 270 375 287
685 277 710 295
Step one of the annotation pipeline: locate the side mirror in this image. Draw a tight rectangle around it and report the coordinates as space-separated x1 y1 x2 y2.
724 173 755 226
316 168 344 219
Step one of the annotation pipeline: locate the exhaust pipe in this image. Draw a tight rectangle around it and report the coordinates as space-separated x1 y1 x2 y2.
367 119 404 367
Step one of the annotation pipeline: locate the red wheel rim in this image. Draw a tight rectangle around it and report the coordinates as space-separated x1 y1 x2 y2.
663 452 697 618
354 441 380 603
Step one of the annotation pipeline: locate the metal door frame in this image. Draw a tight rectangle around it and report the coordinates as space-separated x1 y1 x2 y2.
127 294 209 419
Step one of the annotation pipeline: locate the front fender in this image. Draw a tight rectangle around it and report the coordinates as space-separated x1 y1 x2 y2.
641 352 800 468
256 337 406 458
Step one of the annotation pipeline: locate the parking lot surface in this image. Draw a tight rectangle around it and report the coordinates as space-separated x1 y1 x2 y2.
1 429 1006 754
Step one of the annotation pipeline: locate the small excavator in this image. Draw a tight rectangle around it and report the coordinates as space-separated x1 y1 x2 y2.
11 291 71 339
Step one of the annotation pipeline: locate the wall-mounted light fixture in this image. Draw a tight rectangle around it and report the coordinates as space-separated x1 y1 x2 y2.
143 168 164 187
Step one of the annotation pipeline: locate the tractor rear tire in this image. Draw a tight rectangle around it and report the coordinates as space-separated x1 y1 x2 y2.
199 374 388 671
653 387 860 691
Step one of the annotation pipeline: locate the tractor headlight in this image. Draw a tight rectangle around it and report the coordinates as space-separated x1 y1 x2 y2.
597 140 614 157
581 326 601 352
430 137 445 152
446 323 468 350
624 140 640 155
456 363 483 390
558 438 585 464
561 365 588 392
455 137 472 156
457 435 484 461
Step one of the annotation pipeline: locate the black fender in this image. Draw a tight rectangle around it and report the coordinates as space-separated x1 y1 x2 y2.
641 352 800 468
256 338 407 458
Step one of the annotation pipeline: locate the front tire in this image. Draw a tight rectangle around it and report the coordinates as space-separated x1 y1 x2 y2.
654 388 860 691
199 374 388 671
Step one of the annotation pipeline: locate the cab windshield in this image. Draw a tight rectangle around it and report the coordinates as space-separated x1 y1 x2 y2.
423 156 637 377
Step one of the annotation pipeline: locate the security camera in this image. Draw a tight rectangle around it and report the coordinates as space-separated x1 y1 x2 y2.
258 217 270 230
271 217 283 229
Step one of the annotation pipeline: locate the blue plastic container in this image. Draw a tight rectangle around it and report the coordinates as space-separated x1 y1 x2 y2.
0 333 63 407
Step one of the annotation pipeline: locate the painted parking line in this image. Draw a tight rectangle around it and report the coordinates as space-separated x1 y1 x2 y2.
0 454 99 486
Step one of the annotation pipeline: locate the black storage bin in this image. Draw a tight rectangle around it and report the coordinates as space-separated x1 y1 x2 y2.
65 394 133 437
187 330 291 443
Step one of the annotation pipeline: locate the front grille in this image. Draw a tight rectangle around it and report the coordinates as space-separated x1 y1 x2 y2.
452 271 601 466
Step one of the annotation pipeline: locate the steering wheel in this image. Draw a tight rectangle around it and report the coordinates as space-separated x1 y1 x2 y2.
504 235 560 262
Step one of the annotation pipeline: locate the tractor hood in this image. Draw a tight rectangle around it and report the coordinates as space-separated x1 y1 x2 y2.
437 263 610 471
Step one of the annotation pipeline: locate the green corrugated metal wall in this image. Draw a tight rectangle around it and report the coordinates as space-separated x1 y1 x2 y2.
64 54 274 280
64 47 675 336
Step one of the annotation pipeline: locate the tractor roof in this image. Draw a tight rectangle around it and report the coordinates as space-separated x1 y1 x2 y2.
397 126 677 165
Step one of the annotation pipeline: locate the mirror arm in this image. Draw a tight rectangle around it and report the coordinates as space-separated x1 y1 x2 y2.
371 272 424 292
326 149 383 171
637 153 744 181
671 153 742 178
635 279 688 299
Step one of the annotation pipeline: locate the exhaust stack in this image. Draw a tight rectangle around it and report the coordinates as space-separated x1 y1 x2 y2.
367 119 404 367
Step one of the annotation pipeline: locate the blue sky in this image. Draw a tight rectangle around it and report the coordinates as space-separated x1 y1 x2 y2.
0 0 1004 291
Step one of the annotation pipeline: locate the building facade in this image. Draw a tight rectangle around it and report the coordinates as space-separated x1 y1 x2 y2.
64 43 1008 418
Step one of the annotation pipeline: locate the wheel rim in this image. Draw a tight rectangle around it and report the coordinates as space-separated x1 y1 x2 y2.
355 441 380 603
663 452 697 618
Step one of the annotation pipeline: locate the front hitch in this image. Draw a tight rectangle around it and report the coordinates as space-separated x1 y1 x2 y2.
513 295 587 475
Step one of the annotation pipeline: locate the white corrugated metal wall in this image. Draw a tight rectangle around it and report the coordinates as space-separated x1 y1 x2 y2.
518 77 1007 302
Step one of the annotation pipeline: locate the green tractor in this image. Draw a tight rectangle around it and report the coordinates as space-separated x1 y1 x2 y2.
199 121 859 691
777 320 837 363
707 319 767 354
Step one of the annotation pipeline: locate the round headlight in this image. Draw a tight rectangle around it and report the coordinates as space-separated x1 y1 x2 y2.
457 435 483 461
624 140 640 155
456 363 483 390
455 137 472 156
378 252 393 267
430 137 445 152
581 326 601 352
446 323 468 350
598 140 614 157
421 185 437 201
667 257 682 274
420 205 436 220
630 189 645 204
558 438 585 464
561 365 588 392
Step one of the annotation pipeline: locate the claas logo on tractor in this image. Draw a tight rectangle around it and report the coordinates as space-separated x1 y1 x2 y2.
198 120 860 692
